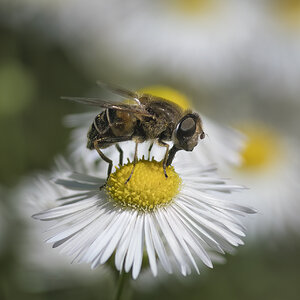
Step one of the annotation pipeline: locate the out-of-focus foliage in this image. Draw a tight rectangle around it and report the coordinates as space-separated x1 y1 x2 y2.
0 21 91 186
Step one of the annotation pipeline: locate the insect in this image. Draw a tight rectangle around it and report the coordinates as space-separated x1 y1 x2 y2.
63 83 205 183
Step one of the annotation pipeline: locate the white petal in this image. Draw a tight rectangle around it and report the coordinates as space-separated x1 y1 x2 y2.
33 198 99 220
114 210 138 271
144 215 158 276
132 214 144 279
99 211 131 264
155 210 188 275
147 214 172 274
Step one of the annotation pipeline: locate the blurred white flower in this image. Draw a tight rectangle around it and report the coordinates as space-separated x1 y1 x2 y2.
33 156 255 279
9 0 300 104
223 121 300 240
10 0 260 90
231 0 300 103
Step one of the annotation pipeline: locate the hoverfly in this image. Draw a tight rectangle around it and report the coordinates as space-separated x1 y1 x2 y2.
63 83 205 183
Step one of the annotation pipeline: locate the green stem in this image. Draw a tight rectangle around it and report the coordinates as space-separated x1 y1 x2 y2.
114 272 128 300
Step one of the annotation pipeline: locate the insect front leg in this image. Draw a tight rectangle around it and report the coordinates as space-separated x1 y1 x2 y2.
125 141 139 184
166 146 180 167
115 143 123 166
157 140 169 178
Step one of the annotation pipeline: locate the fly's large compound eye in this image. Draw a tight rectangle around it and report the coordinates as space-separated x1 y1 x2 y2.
177 116 196 137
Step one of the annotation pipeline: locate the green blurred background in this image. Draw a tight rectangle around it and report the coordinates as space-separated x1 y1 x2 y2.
1 1 300 300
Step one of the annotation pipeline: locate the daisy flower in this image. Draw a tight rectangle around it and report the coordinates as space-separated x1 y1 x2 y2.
222 121 300 240
64 85 244 177
33 157 255 279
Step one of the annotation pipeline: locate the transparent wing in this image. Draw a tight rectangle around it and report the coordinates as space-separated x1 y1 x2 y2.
97 82 171 106
61 96 155 118
96 81 139 101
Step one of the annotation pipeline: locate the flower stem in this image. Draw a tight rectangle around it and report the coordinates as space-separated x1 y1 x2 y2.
114 272 128 300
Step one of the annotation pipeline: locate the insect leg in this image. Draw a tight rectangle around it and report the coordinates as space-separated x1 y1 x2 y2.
166 146 180 167
157 140 169 178
93 136 132 187
115 143 123 166
148 141 154 160
93 141 113 180
125 142 139 184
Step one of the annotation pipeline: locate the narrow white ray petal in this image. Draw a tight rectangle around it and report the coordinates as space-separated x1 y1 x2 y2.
55 205 114 255
47 201 108 231
180 176 227 184
47 207 104 244
99 212 132 264
179 196 240 228
179 198 246 236
132 214 144 279
155 210 188 275
57 192 99 205
177 201 243 246
144 215 158 276
183 182 245 192
55 179 99 191
74 210 119 263
83 208 121 263
33 198 99 220
163 209 200 273
148 214 172 274
180 194 247 230
188 188 257 214
167 207 212 269
61 212 107 258
125 214 143 273
67 173 102 184
181 189 256 214
172 202 224 253
114 210 138 271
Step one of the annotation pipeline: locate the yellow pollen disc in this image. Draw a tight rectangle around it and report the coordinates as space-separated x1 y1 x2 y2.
106 159 182 211
138 86 191 110
238 123 282 172
167 0 216 17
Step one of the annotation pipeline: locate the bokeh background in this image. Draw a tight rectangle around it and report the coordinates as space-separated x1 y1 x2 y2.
1 1 300 299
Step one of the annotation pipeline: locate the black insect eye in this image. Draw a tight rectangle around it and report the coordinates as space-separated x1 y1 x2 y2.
200 132 205 139
178 117 196 137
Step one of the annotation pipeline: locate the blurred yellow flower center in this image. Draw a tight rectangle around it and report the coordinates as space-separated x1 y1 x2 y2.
273 0 300 29
106 159 182 211
239 124 282 171
139 86 191 110
167 0 215 17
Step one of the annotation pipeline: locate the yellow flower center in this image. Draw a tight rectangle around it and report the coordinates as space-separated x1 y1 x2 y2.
238 124 282 172
138 86 191 110
106 159 182 211
166 0 216 17
272 0 300 29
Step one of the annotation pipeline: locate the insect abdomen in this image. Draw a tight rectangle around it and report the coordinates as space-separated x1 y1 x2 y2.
87 112 109 149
